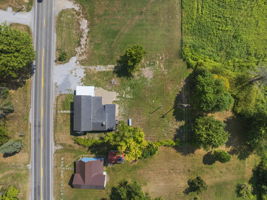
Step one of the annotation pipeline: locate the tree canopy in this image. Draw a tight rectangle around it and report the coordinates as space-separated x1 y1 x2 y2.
191 68 233 113
103 122 148 161
0 25 34 83
110 181 162 200
0 186 19 200
193 116 229 150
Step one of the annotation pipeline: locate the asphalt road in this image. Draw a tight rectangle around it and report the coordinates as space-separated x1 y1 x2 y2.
31 0 55 199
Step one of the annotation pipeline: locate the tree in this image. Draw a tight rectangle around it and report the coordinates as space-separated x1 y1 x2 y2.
0 87 14 119
0 186 19 200
103 122 148 161
191 68 233 113
213 150 231 163
236 183 254 199
110 181 161 200
0 25 34 82
0 127 9 146
194 116 229 150
187 176 207 194
250 159 267 199
115 45 145 77
0 140 22 156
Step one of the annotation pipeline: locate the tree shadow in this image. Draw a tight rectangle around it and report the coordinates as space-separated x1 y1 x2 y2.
202 152 216 165
0 63 34 89
225 116 253 160
113 55 133 78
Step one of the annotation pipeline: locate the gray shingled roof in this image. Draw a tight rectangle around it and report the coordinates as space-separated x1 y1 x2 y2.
73 95 116 132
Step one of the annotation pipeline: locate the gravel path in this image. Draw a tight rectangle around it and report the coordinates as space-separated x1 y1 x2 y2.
0 7 33 28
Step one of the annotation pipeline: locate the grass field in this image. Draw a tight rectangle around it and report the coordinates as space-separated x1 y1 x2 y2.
56 9 81 63
0 80 31 199
182 0 267 67
0 0 32 11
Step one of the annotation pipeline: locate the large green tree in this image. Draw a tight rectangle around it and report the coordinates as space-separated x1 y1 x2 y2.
103 122 148 161
191 68 233 113
0 25 34 82
194 116 229 149
110 181 162 200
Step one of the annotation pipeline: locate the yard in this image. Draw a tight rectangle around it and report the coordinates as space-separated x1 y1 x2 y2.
53 0 262 199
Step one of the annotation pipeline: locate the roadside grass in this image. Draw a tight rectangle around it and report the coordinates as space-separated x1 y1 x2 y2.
10 23 31 35
0 0 32 11
56 9 81 63
0 80 31 199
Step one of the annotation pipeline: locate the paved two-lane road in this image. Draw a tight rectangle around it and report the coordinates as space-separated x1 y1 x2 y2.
31 0 55 199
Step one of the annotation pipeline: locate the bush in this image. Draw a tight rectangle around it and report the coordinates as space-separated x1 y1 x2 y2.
236 183 254 199
213 150 231 163
58 50 67 62
141 142 159 159
156 139 179 147
187 176 207 194
194 116 229 150
73 137 99 148
0 185 19 199
0 140 23 156
0 127 9 146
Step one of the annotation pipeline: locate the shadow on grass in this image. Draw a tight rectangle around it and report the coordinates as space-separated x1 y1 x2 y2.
0 63 34 89
113 55 133 78
225 116 253 160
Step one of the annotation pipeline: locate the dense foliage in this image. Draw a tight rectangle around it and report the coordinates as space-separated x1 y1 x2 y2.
194 116 229 150
190 68 233 113
250 159 267 199
0 87 14 119
0 25 34 82
110 181 162 200
182 0 267 68
212 150 231 163
141 142 158 159
187 176 207 194
0 186 19 200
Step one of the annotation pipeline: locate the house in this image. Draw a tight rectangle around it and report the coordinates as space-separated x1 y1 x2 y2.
73 86 116 133
72 158 107 189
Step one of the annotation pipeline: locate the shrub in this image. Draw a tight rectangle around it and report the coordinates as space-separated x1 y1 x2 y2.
141 142 159 159
73 137 99 148
213 150 231 163
236 183 254 199
187 176 207 194
58 50 67 62
0 127 9 146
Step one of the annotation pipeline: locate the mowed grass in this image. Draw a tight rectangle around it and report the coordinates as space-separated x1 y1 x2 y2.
0 0 32 11
56 9 81 63
0 81 31 199
77 0 183 65
54 146 259 200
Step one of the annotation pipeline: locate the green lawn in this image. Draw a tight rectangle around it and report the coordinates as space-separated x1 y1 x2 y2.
56 9 81 63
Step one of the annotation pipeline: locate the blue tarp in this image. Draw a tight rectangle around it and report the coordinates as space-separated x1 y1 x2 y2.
80 157 104 163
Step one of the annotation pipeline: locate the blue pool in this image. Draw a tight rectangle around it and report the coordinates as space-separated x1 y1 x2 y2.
80 157 104 163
